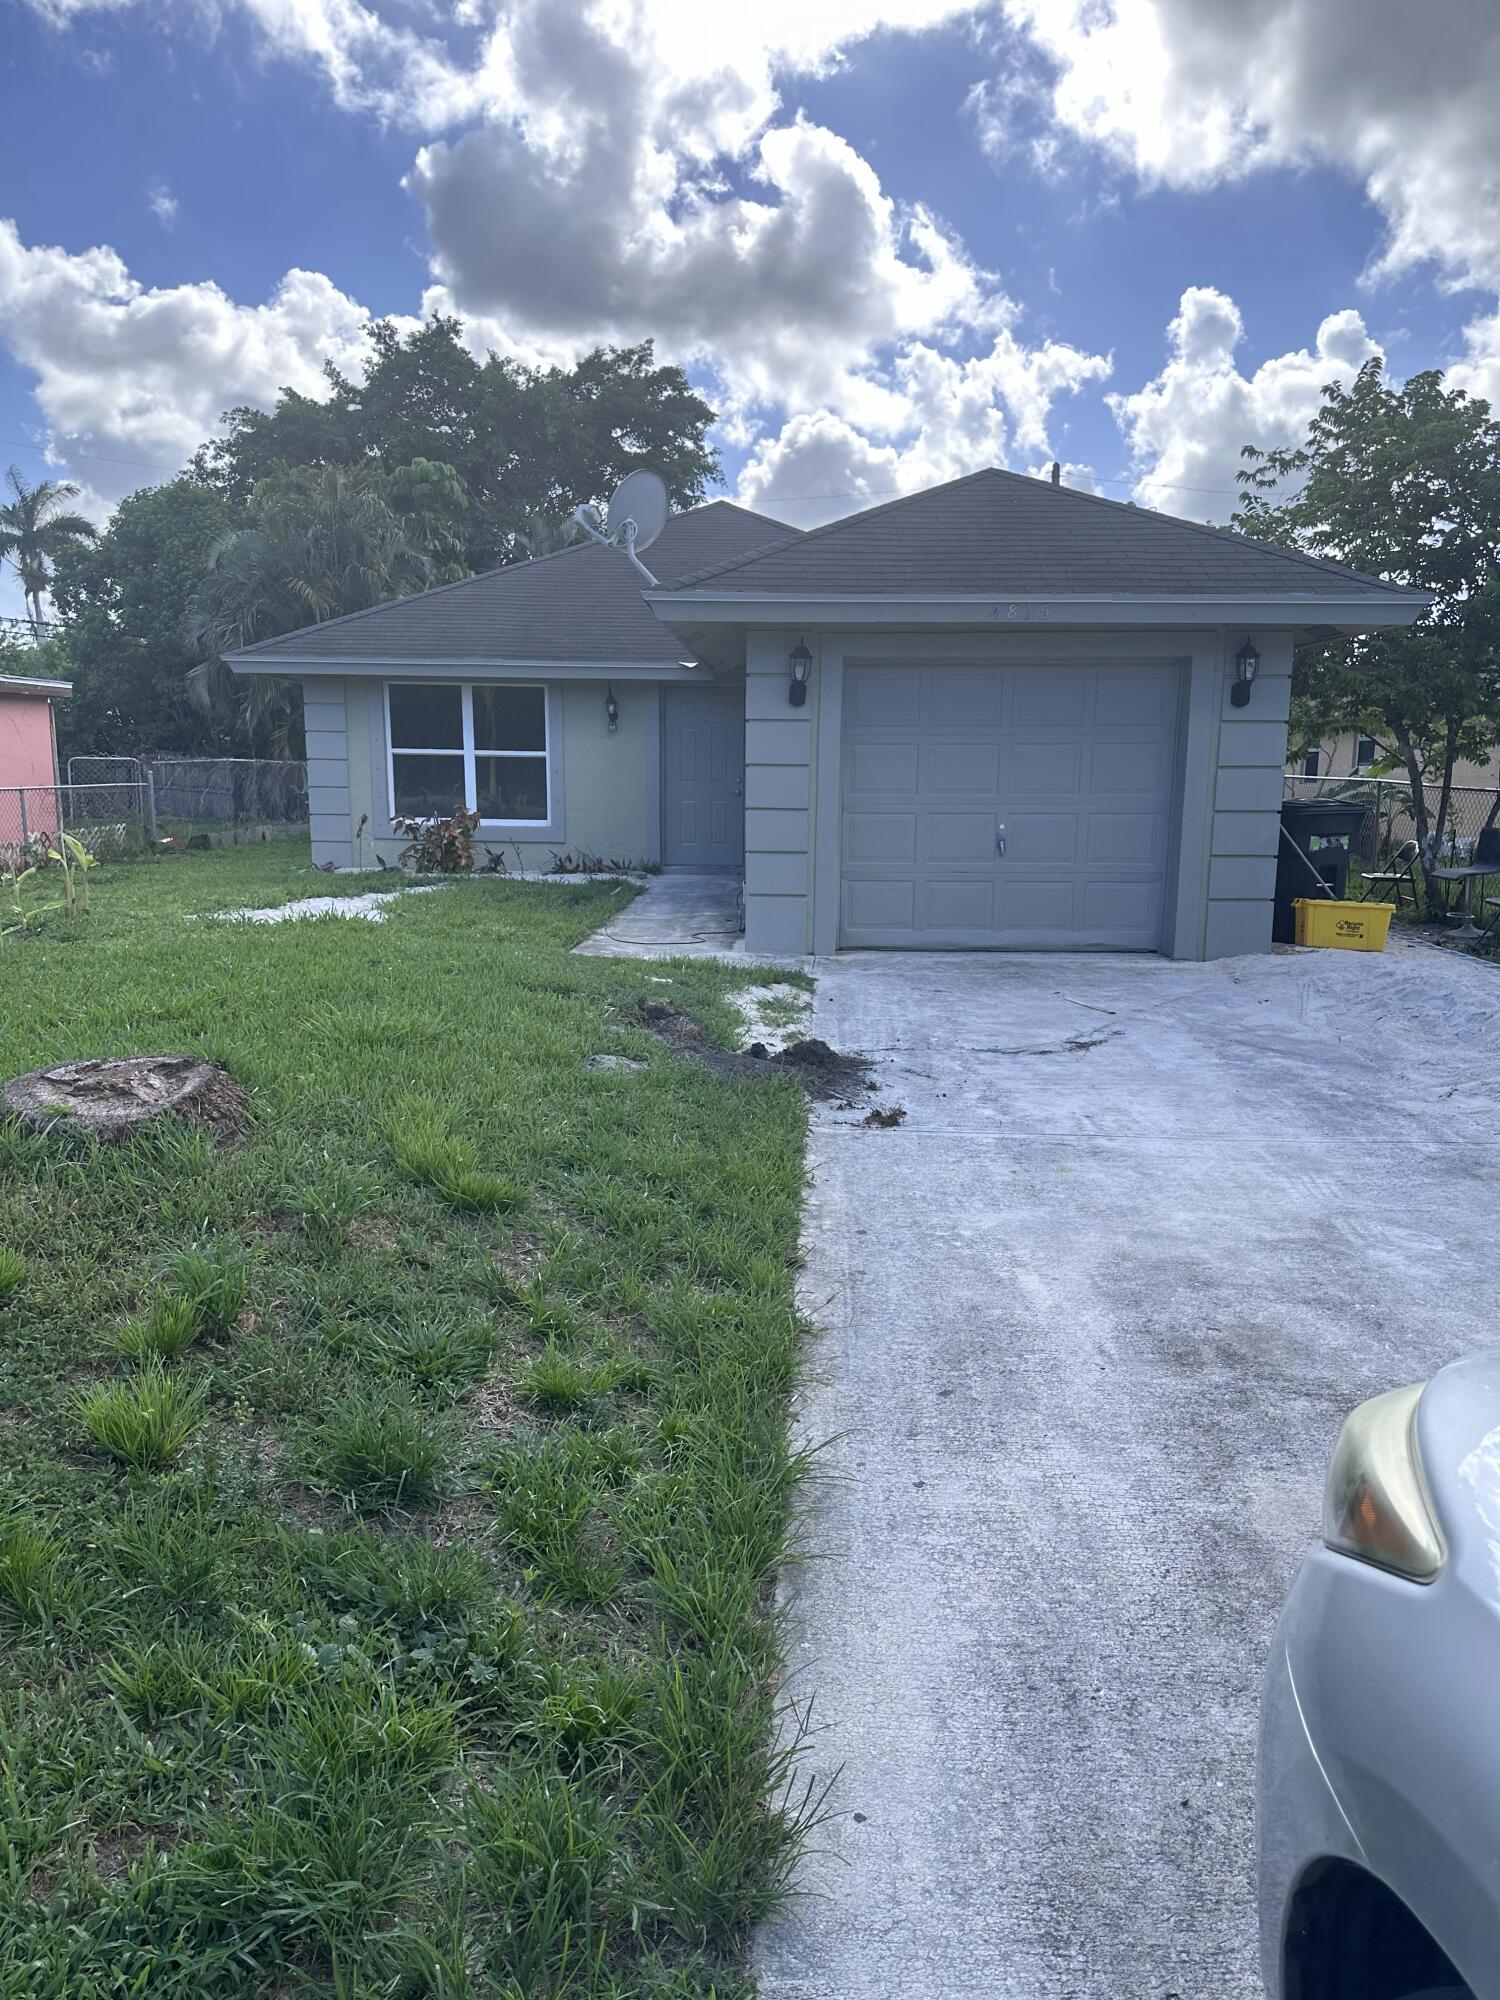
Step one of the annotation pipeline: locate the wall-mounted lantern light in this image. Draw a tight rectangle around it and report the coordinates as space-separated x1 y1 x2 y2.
788 637 813 708
1231 639 1261 709
605 684 619 732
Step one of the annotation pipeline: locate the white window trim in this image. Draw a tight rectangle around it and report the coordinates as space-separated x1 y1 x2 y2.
385 680 551 827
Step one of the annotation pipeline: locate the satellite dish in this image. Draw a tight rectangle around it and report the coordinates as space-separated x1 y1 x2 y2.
606 469 668 554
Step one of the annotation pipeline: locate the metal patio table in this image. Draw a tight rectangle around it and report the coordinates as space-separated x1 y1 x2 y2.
1431 862 1498 942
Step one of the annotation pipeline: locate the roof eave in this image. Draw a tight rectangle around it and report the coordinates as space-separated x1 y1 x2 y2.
643 589 1431 631
0 675 72 699
226 653 702 679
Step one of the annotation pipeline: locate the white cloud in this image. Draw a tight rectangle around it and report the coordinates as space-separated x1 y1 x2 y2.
1000 0 1500 295
738 329 1110 524
1108 286 1382 516
0 220 371 500
148 182 178 228
1448 310 1500 414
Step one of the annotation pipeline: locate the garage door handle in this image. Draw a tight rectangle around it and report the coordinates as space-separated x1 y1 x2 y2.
996 825 1006 858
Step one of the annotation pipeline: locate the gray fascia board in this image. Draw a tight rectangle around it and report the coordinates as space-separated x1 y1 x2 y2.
643 591 1431 630
227 655 702 680
0 675 73 698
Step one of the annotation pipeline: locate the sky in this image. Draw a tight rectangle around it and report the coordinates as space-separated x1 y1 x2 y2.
3 0 1499 623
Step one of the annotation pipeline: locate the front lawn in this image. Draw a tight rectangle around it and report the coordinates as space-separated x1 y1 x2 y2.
0 845 815 1999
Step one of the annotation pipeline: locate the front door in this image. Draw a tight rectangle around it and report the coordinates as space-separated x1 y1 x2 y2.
662 683 744 869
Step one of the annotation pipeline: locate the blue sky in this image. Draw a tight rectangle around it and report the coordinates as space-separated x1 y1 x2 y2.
3 1 1498 620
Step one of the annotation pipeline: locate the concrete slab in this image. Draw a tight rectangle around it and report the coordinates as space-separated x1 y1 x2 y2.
574 871 746 960
758 940 1500 2000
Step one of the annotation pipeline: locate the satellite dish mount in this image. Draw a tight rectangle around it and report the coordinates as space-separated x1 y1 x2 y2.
573 469 669 584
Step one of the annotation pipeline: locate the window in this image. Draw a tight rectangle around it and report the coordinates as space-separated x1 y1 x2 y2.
1354 735 1378 772
1301 749 1321 778
387 682 549 823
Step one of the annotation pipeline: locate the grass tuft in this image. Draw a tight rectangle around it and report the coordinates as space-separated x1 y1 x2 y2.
0 1519 67 1626
167 1242 248 1335
308 1387 451 1508
0 1247 26 1302
115 1295 203 1362
76 1359 205 1471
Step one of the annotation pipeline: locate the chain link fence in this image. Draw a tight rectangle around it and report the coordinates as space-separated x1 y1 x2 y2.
0 782 146 867
66 755 309 847
1 756 309 867
1282 775 1500 865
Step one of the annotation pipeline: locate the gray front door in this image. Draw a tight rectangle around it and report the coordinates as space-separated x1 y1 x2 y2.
840 661 1180 948
662 683 744 869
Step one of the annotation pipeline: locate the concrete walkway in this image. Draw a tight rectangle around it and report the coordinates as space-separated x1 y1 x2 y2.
572 870 745 959
758 942 1500 2000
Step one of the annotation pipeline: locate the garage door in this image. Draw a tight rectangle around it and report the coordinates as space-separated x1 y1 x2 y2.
840 662 1180 949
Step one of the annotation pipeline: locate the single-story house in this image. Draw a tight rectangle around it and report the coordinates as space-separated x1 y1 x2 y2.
227 469 1427 959
0 670 71 851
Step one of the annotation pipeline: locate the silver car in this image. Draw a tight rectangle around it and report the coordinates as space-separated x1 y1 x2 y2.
1258 1352 1500 1999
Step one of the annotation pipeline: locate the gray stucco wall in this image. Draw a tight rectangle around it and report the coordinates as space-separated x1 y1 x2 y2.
742 625 1294 961
304 675 665 871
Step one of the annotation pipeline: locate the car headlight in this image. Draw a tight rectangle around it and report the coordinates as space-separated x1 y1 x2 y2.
1323 1382 1446 1584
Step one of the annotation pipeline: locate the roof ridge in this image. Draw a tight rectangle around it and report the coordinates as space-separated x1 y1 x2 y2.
665 468 1000 590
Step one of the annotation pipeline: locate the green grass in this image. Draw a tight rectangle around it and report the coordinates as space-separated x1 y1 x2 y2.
0 840 816 1997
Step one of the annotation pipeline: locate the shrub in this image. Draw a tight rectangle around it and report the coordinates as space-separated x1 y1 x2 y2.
167 1243 247 1336
0 1248 26 1302
77 1361 204 1471
394 805 479 873
116 1296 202 1362
310 1388 449 1508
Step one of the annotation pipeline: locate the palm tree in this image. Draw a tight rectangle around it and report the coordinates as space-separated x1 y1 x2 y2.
187 463 434 748
0 467 97 633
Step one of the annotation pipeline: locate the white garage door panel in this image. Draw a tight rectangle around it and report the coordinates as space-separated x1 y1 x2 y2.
840 661 1180 950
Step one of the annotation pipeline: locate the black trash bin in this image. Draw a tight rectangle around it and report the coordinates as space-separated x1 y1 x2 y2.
1274 799 1369 944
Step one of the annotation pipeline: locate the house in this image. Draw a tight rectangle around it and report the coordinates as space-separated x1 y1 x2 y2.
227 470 1427 959
0 671 71 852
1294 732 1498 789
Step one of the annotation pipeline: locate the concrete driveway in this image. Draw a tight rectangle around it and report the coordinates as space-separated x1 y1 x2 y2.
757 942 1500 2000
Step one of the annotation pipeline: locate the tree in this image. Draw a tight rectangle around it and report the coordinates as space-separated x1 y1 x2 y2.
186 462 439 749
0 467 98 633
49 480 236 760
1234 360 1500 899
194 316 720 572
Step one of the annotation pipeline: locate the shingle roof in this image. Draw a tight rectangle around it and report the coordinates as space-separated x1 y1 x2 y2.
226 501 800 666
665 467 1422 601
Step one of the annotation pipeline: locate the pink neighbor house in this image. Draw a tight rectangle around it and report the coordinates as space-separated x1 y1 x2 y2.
0 671 71 852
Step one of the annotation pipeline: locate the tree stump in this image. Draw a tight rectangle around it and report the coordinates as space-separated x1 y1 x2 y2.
3 1056 250 1144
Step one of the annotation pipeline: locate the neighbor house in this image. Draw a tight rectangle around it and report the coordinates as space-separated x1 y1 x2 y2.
227 470 1427 959
1293 732 1498 789
0 670 70 851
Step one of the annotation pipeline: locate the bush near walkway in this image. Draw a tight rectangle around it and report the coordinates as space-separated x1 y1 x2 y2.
0 844 817 1999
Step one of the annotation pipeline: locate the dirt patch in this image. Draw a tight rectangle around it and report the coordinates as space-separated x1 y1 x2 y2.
862 1105 907 1128
629 998 874 1104
2 1055 250 1143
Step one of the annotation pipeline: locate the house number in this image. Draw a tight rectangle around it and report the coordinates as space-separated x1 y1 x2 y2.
990 603 1050 620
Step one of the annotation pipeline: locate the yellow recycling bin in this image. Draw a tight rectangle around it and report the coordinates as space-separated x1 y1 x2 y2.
1292 899 1395 952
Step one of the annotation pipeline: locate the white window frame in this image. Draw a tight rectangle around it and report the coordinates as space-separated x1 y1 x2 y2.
385 681 551 827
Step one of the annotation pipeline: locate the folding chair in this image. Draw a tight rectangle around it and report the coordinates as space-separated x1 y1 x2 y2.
1362 838 1421 912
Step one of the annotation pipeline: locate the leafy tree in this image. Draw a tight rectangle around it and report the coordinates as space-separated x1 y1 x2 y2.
0 468 98 632
195 317 719 571
186 462 438 748
1234 360 1500 896
49 480 235 759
